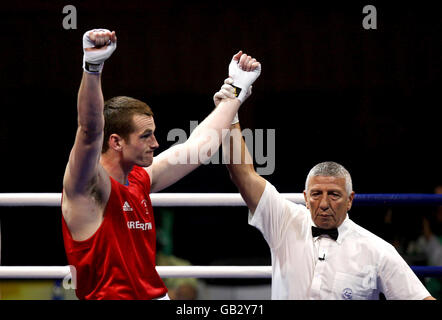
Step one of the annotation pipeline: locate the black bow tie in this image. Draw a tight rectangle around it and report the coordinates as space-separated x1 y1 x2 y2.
312 226 339 241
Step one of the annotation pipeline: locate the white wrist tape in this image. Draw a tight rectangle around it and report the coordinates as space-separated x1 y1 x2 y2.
82 29 117 74
228 59 261 103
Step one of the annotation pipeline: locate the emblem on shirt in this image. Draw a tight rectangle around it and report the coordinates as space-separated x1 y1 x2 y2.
342 288 353 300
141 199 150 215
122 201 133 212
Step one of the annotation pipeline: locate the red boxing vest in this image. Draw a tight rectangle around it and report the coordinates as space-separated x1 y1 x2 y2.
62 166 167 300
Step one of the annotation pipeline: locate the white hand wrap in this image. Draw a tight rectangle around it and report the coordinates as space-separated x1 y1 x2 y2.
82 29 117 74
228 58 261 103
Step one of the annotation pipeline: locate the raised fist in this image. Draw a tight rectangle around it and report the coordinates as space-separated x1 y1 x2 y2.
228 51 261 103
82 29 117 73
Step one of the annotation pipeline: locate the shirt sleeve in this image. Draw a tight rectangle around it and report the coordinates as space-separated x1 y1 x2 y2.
378 244 431 300
248 180 306 249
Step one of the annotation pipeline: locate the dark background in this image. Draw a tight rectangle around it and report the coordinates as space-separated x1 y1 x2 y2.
0 1 440 270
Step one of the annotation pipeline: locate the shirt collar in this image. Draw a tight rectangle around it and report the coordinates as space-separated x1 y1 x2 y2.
336 215 351 244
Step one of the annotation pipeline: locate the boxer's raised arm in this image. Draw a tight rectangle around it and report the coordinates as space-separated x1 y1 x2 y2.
63 30 116 198
147 51 261 193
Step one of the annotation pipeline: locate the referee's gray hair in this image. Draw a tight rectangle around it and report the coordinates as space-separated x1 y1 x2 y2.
305 161 353 195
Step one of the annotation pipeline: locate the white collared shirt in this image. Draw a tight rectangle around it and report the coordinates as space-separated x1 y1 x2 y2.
249 181 431 300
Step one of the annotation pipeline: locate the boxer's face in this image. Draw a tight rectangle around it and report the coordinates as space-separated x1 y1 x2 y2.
123 114 159 167
304 176 354 229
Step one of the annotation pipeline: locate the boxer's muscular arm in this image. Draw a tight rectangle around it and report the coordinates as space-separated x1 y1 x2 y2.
146 51 262 193
62 30 116 240
145 97 241 193
64 72 106 198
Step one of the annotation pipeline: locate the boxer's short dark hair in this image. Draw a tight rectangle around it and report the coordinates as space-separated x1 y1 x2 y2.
102 96 153 153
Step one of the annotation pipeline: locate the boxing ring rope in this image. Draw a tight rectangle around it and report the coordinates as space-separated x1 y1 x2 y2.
0 266 271 279
1 265 442 279
1 193 442 279
1 193 442 207
0 193 301 207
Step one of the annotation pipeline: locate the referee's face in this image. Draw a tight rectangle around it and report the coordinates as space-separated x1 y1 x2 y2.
304 176 355 229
